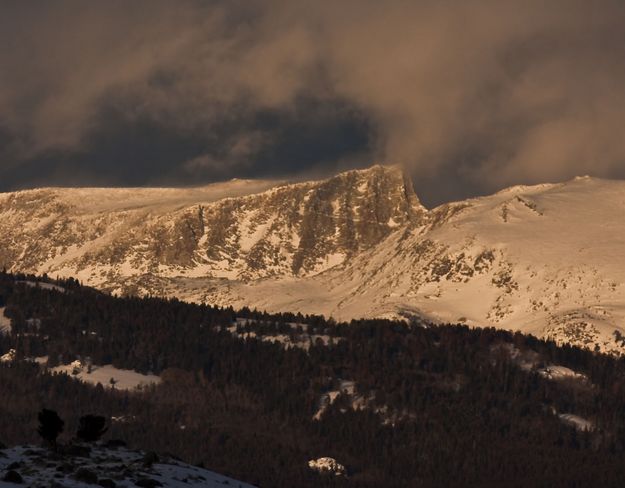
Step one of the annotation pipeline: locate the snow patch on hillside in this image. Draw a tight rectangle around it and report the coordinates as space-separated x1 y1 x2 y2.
228 326 334 351
47 360 160 390
0 308 10 334
538 365 587 382
17 280 66 293
314 380 357 420
558 413 594 432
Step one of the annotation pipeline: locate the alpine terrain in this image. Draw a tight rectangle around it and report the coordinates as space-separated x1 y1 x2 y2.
1 165 624 353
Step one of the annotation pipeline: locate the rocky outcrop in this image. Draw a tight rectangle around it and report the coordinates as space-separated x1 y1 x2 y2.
308 457 346 476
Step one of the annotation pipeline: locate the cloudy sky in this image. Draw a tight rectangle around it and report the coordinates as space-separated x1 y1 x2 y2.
1 0 625 206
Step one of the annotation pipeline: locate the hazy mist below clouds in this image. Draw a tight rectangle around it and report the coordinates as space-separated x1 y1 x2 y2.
1 0 625 206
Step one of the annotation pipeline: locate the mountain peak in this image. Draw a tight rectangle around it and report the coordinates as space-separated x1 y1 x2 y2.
328 163 423 213
0 163 425 283
339 162 404 176
333 163 412 186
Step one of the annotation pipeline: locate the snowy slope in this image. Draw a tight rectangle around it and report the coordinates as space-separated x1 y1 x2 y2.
1 166 625 352
0 444 254 487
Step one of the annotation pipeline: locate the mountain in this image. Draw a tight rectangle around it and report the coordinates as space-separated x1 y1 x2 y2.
0 442 254 487
0 165 422 283
1 165 624 352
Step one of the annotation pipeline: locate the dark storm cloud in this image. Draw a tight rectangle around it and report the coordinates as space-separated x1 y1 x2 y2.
1 0 625 205
0 97 370 190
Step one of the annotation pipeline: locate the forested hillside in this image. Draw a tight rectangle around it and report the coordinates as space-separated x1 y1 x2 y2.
2 272 625 487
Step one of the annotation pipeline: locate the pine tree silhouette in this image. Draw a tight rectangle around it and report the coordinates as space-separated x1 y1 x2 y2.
76 415 108 442
37 409 64 448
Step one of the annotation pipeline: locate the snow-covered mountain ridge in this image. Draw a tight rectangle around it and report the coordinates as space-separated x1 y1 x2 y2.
2 165 625 352
0 165 421 283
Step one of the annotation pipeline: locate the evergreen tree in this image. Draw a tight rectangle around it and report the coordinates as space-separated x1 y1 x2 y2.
76 414 108 442
37 409 64 447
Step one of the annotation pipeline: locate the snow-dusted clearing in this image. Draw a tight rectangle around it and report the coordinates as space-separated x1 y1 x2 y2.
1 354 160 390
494 343 590 384
17 280 66 293
0 444 254 487
231 330 334 350
558 413 594 432
229 319 335 351
538 365 587 382
45 359 160 390
311 379 408 425
0 308 10 334
313 380 358 420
